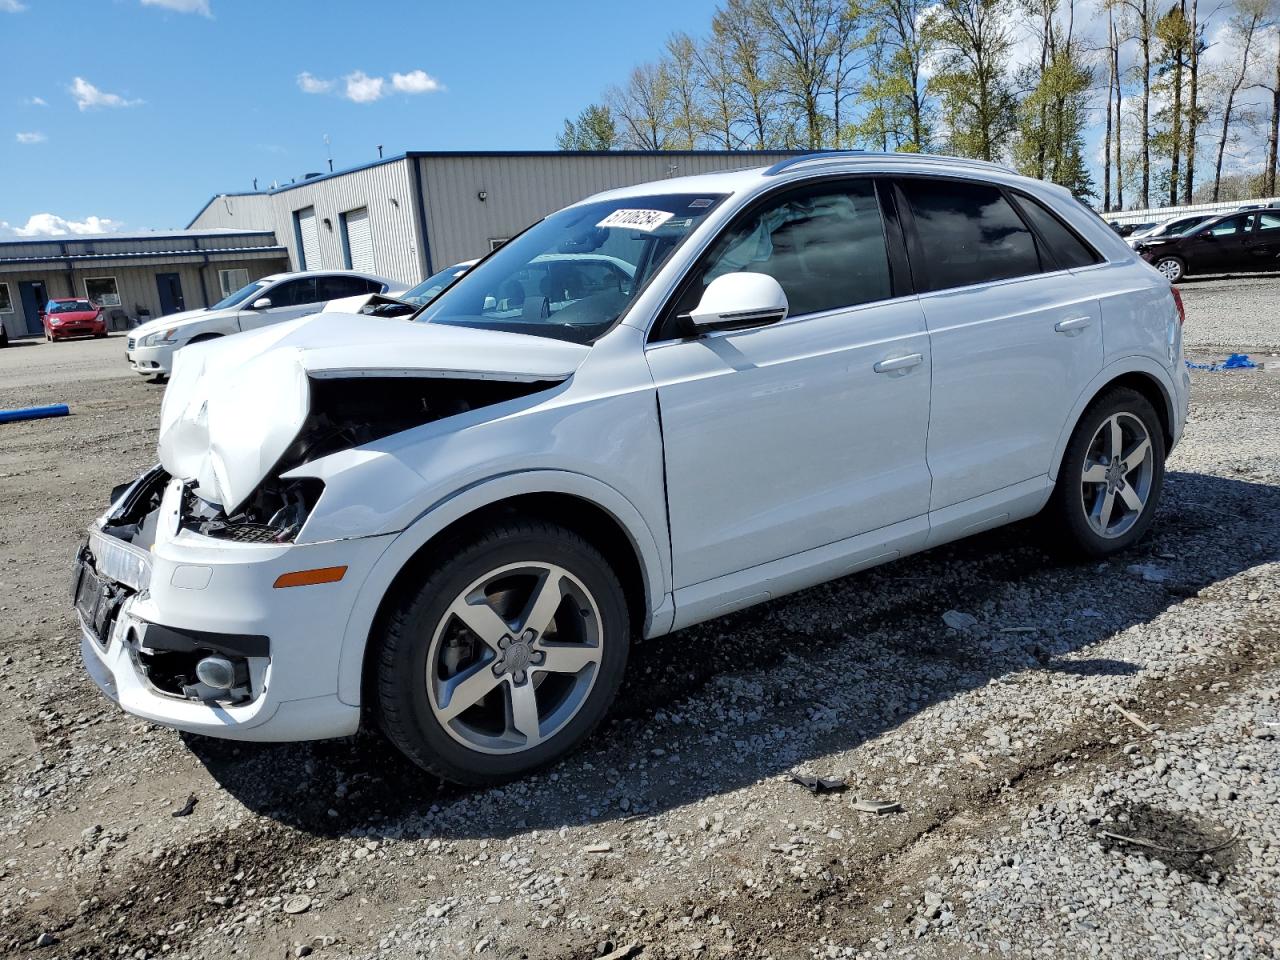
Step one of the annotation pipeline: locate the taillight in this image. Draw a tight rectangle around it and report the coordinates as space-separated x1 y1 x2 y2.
1170 286 1185 326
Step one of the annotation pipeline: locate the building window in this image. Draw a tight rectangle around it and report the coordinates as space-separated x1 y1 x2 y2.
84 276 121 307
488 238 509 252
218 268 250 298
0 282 12 313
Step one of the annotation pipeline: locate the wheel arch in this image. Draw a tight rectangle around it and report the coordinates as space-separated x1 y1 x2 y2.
1049 357 1177 482
335 471 672 709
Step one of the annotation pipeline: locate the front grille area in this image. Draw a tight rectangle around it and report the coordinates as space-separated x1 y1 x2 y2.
126 337 136 350
206 523 283 544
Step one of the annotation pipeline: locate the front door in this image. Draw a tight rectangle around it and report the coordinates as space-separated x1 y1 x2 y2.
18 280 47 336
894 176 1104 511
646 177 933 590
237 276 319 332
156 273 185 316
1184 213 1254 273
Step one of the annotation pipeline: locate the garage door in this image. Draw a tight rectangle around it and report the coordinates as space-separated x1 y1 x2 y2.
294 206 321 270
344 208 374 272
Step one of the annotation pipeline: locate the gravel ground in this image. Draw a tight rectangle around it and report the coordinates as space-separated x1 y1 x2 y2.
0 289 1278 960
1178 271 1280 351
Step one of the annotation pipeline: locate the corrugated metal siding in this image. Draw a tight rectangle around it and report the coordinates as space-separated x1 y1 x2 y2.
269 159 418 283
0 256 287 337
416 152 800 270
187 193 278 231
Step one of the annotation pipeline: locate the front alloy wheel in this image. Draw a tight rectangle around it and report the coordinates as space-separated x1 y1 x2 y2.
427 561 603 754
375 520 629 784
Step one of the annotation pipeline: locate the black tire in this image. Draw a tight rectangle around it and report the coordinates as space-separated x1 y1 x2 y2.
1045 387 1166 558
0 327 7 347
375 520 630 784
1153 255 1185 282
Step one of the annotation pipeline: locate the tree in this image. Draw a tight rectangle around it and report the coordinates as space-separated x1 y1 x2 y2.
556 105 618 150
1152 2 1191 205
608 62 674 150
665 32 705 149
1015 0 1095 195
1210 0 1272 199
1117 0 1156 205
751 0 842 148
855 0 936 150
1182 0 1203 202
694 24 744 148
711 0 779 148
932 0 1019 161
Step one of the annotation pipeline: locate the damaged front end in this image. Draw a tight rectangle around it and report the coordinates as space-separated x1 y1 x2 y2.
176 374 553 544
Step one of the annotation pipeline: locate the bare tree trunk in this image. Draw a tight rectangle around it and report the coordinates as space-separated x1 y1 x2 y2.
1183 0 1198 203
1104 8 1115 211
1114 17 1124 209
1269 41 1280 195
1169 21 1183 208
1212 4 1261 202
1140 0 1151 207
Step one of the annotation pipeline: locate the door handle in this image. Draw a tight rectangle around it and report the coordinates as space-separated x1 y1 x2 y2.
1054 316 1092 333
873 352 923 374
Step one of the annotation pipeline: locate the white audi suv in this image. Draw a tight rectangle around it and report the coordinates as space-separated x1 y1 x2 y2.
75 152 1189 783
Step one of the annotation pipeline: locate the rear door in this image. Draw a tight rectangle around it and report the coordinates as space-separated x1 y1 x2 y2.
1243 211 1280 270
646 177 933 589
895 176 1104 512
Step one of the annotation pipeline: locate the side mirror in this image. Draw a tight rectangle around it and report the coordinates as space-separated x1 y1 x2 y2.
251 297 273 310
685 273 788 334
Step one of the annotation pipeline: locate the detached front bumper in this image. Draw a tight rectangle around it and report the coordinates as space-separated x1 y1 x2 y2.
75 474 394 741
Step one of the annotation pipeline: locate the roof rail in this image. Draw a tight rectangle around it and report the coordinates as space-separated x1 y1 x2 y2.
762 151 866 176
761 150 1017 177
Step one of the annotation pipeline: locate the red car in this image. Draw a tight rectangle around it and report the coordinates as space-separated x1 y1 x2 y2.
44 298 108 341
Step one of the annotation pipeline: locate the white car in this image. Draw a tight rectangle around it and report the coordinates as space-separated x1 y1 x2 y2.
323 260 478 317
76 153 1189 784
126 270 403 377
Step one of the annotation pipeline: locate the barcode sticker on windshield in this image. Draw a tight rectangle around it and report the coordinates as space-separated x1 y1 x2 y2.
597 209 675 232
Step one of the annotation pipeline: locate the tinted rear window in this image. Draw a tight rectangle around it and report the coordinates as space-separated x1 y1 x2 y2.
900 179 1040 291
1011 194 1102 269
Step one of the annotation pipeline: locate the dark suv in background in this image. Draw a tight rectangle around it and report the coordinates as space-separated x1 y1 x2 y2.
1136 209 1280 281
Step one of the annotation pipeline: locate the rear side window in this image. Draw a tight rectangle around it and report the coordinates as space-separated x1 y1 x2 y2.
317 275 377 300
899 179 1040 291
1011 194 1102 269
674 178 893 320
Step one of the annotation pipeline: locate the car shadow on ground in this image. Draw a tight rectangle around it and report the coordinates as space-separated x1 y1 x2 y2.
1177 270 1280 285
187 470 1280 840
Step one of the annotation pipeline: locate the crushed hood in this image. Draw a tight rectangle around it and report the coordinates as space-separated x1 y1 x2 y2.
157 311 589 511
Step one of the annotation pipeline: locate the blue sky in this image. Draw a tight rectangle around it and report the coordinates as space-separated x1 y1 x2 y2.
0 0 721 235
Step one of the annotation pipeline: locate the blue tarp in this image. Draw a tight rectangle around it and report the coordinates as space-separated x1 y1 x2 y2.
1186 354 1257 371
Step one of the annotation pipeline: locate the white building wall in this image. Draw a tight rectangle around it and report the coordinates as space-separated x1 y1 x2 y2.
415 152 800 271
1103 196 1280 226
267 159 420 284
187 193 277 231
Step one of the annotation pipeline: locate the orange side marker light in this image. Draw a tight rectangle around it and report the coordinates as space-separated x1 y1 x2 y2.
273 566 347 589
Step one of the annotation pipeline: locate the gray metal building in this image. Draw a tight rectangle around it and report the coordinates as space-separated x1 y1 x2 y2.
188 150 801 284
0 230 288 340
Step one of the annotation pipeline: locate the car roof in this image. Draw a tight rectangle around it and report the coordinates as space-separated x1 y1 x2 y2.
257 269 400 284
51 296 92 301
575 151 1049 207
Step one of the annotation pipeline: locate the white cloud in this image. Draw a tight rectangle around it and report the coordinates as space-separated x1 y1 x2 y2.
70 77 143 111
15 131 46 144
140 0 211 14
27 96 46 106
391 70 443 95
10 213 118 237
0 0 27 12
296 71 333 94
343 70 384 103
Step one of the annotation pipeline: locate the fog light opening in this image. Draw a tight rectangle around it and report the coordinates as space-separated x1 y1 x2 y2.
195 655 237 690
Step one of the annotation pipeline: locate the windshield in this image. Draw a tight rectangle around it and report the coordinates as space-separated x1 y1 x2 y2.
401 263 472 307
419 193 728 343
50 300 95 313
209 279 269 311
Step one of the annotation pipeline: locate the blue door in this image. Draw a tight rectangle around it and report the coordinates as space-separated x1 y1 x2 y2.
156 273 185 316
17 280 47 336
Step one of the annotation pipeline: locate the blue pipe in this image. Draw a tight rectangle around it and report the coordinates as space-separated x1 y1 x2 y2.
0 404 70 424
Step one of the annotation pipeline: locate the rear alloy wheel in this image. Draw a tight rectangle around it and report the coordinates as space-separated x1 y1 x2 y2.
1154 256 1185 282
375 521 629 784
1045 387 1165 557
